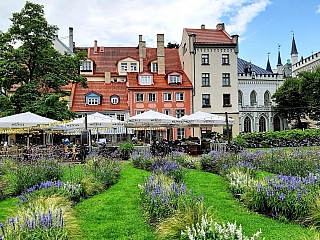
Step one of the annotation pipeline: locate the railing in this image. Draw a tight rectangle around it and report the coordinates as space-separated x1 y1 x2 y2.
211 143 227 152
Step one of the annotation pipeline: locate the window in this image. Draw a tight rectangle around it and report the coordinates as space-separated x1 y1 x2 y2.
130 63 137 72
163 93 172 101
222 73 230 86
259 116 266 132
140 75 152 85
113 78 117 82
201 54 209 64
177 128 185 140
222 54 229 64
110 95 119 104
169 75 181 84
135 110 145 115
117 114 125 121
238 90 243 106
81 61 92 71
183 43 187 55
176 109 185 118
202 94 210 107
175 92 184 101
148 93 156 102
135 93 144 102
223 94 231 107
202 73 210 86
152 63 158 72
264 91 270 106
106 113 116 119
244 116 251 133
88 98 98 105
164 109 171 115
250 91 257 106
121 63 127 71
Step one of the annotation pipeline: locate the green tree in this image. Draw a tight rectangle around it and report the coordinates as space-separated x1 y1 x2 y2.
0 1 87 120
272 78 310 129
166 42 179 49
299 67 320 121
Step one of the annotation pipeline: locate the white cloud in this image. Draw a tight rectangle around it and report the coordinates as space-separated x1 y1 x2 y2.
0 0 272 48
317 5 320 13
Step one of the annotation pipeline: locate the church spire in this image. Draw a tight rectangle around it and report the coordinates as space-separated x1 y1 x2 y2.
291 33 298 65
266 53 273 73
277 44 282 66
291 34 298 55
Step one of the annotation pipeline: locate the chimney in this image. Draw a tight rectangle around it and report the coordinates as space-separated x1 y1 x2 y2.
188 33 196 54
201 24 205 29
69 27 73 52
138 35 146 72
231 34 239 54
94 40 97 53
104 72 111 84
216 23 225 30
157 34 165 75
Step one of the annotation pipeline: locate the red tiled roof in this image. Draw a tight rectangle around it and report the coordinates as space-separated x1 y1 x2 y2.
184 28 234 44
71 81 129 112
127 72 192 89
85 47 184 75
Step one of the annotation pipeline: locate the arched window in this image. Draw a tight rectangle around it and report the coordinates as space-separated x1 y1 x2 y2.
264 91 270 106
259 116 266 132
238 90 243 106
274 116 281 131
250 91 257 106
244 116 251 133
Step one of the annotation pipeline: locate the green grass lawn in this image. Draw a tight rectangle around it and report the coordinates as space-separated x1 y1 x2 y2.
184 169 319 240
74 162 157 239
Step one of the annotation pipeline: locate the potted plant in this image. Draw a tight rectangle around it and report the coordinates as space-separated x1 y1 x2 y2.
119 141 134 160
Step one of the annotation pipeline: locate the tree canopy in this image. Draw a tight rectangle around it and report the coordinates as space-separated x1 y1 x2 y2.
0 1 87 120
272 67 320 129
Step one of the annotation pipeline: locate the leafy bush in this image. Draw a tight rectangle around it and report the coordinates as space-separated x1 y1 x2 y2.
85 156 121 188
181 215 263 240
131 151 154 171
166 151 197 169
233 129 320 148
11 159 63 195
80 176 104 198
139 174 203 224
152 159 186 183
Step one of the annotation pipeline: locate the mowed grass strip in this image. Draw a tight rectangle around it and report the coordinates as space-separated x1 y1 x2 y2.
184 170 318 240
0 197 18 222
74 162 157 240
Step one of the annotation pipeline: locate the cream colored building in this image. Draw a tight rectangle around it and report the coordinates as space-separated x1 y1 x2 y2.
179 23 239 137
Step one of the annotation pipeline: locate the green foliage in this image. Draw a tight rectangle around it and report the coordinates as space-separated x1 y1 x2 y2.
0 2 87 120
119 142 134 154
272 78 309 128
10 159 63 195
232 128 320 148
80 176 104 198
156 200 211 239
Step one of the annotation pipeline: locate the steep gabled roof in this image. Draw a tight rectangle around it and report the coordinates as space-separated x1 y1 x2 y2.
71 81 129 112
238 58 273 74
184 28 234 44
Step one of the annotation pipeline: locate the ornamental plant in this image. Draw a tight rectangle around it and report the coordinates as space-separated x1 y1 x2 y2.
131 151 154 171
152 159 186 182
181 214 264 240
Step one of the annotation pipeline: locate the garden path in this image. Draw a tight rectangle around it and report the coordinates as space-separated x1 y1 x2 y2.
74 163 156 239
184 170 318 240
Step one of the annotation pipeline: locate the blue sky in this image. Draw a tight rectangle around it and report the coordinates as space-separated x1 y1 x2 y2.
0 0 319 70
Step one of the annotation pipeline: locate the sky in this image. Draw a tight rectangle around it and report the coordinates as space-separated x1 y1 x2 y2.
0 0 320 69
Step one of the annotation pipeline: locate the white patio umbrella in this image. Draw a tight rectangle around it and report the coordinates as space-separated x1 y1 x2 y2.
0 112 58 148
181 111 234 126
125 110 180 143
0 111 57 128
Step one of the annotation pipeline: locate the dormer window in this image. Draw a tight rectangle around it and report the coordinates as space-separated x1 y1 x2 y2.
85 91 101 105
110 95 120 104
169 75 181 84
139 75 153 85
80 61 92 72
